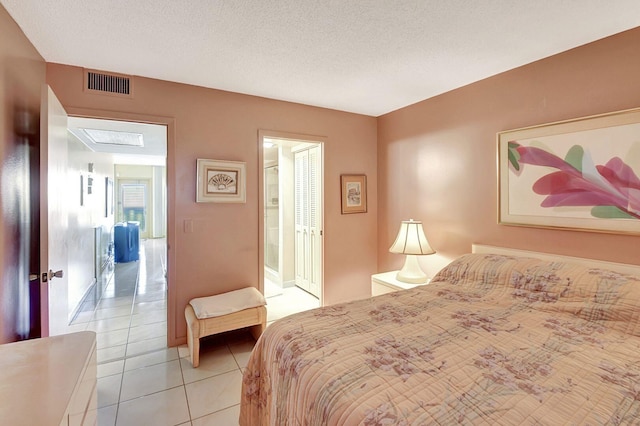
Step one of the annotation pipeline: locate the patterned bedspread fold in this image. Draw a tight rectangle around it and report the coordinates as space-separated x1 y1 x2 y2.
240 253 640 425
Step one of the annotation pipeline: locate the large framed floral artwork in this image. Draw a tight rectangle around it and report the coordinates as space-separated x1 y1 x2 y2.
498 107 640 235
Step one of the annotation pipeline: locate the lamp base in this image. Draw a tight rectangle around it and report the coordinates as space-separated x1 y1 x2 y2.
395 255 428 284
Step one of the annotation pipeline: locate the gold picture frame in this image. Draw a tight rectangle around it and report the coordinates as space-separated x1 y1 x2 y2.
498 107 640 234
341 174 367 214
196 159 246 203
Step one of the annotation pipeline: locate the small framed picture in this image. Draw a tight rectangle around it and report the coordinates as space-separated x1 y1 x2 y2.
80 175 84 206
196 159 246 203
105 177 114 217
341 174 367 214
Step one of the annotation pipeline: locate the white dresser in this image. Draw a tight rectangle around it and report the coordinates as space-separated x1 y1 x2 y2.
371 271 430 296
0 331 97 425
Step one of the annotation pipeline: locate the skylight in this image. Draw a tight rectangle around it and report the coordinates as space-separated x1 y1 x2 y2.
82 128 144 147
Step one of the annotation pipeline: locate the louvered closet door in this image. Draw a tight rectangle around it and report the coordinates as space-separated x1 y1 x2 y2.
294 146 321 298
294 150 310 292
307 146 321 297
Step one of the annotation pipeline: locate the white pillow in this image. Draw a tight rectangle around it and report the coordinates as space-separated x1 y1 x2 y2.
189 287 266 319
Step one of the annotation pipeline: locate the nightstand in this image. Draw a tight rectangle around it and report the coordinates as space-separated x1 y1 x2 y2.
371 271 430 296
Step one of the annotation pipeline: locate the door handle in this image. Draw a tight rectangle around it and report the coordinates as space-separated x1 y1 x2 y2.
49 269 64 279
43 269 64 282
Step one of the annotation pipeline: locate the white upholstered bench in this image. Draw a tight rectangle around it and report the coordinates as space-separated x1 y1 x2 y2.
184 287 267 367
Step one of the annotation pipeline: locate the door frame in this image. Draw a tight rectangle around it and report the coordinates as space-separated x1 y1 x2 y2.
64 107 176 345
257 129 326 306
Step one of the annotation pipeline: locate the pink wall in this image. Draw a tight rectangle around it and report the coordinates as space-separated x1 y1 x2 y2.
46 64 378 345
378 27 640 276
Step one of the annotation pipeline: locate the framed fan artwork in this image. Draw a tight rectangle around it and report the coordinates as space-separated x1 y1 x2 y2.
196 159 246 203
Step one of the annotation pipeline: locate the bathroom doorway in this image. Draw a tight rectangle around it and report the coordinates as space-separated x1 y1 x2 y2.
260 133 323 323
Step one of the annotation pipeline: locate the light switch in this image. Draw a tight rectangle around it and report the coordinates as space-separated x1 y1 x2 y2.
184 219 193 233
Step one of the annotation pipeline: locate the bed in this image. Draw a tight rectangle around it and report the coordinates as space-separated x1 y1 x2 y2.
240 245 640 425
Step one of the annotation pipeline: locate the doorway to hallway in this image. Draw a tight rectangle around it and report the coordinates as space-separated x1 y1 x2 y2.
63 116 168 336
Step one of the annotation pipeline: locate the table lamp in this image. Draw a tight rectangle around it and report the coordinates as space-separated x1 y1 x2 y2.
389 219 435 283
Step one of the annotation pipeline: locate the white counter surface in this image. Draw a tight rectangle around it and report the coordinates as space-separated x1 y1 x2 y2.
0 331 97 425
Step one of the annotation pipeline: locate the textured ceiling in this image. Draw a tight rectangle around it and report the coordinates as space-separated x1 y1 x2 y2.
3 0 640 116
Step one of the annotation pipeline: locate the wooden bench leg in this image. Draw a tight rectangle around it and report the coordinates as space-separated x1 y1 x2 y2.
249 306 267 341
185 305 201 367
249 324 263 341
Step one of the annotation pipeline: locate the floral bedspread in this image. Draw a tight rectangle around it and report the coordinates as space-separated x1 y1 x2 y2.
240 254 640 425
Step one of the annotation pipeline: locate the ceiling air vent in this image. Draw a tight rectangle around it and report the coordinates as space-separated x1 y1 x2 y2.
84 69 133 98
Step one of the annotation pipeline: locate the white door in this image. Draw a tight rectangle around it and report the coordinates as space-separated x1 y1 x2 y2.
294 150 310 292
294 145 322 298
40 86 71 336
307 146 322 297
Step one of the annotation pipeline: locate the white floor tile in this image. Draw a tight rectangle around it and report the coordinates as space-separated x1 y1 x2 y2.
130 309 166 327
191 404 240 426
97 296 134 309
185 370 243 419
266 286 319 322
126 335 167 357
97 374 122 408
264 279 283 299
97 404 118 426
120 360 183 402
178 344 190 359
116 386 190 426
180 345 238 384
73 309 96 324
137 281 167 291
229 341 255 369
132 299 166 314
93 305 133 320
98 360 125 378
98 344 127 364
87 316 131 333
124 348 178 371
134 290 167 303
97 328 129 349
127 321 166 343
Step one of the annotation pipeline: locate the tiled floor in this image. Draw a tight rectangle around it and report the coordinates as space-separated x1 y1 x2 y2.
69 238 320 425
264 279 320 325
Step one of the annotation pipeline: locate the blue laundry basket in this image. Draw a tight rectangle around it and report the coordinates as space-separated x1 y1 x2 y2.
114 221 140 263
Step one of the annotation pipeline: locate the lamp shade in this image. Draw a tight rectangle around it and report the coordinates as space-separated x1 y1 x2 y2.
389 220 435 255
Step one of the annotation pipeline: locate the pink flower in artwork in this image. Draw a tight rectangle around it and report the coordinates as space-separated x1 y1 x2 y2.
508 142 640 220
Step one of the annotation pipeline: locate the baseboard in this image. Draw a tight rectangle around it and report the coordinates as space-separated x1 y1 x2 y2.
69 278 97 324
264 267 280 284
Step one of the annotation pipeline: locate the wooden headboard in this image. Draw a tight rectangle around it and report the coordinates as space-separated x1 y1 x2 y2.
472 244 640 276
